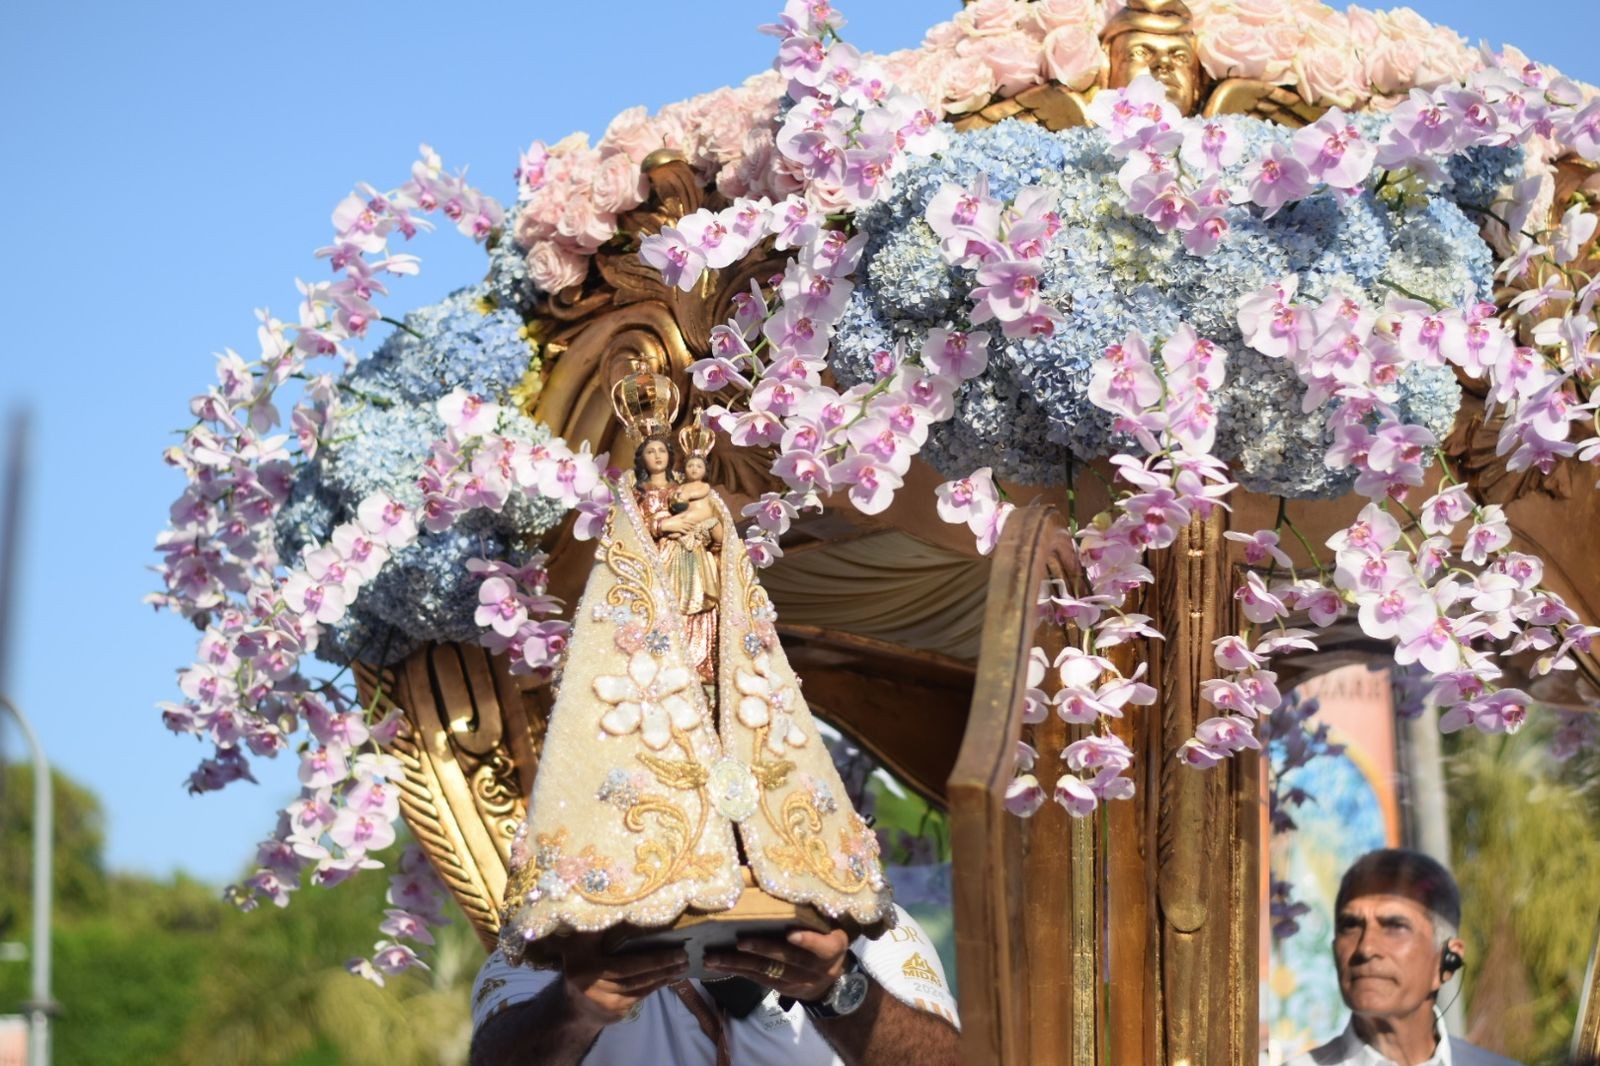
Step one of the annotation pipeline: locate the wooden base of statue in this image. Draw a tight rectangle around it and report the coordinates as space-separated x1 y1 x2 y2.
600 868 832 978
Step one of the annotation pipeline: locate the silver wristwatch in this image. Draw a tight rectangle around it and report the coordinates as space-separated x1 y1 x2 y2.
805 951 869 1019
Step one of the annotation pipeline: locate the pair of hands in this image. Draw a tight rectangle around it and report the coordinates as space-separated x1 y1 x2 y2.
561 928 853 1025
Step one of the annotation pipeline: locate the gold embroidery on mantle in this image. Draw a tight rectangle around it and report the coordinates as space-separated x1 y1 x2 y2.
505 724 716 908
752 725 877 895
603 535 656 631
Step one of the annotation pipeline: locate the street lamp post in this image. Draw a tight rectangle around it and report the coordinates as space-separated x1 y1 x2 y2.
0 694 51 1066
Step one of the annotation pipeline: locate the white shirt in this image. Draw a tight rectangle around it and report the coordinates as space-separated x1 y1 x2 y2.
470 904 958 1066
1285 1017 1522 1066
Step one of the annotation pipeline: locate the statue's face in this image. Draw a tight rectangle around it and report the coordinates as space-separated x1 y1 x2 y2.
1109 31 1200 115
684 457 707 482
641 439 670 474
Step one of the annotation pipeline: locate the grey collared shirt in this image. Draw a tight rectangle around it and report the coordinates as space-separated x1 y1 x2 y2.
1285 1016 1523 1066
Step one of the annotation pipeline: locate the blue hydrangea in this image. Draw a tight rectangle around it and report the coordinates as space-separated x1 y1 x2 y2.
345 285 535 405
1445 144 1525 215
275 286 564 667
485 228 540 318
843 116 1490 494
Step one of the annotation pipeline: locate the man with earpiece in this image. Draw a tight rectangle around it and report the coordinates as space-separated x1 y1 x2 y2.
1287 849 1522 1066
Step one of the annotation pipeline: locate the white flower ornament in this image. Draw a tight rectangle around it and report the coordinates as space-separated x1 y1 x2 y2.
594 650 699 751
735 653 807 754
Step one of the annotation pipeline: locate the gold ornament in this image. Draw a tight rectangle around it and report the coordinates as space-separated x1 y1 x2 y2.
677 409 717 461
611 368 681 443
1103 0 1202 117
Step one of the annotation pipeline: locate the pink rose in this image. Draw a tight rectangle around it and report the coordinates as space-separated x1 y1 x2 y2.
555 191 616 252
1366 8 1435 95
525 240 588 294
956 0 1027 38
515 186 567 245
693 88 756 167
940 54 1000 115
716 128 781 200
1415 24 1480 89
735 74 784 132
654 101 702 165
1203 11 1299 84
1042 23 1106 90
1030 0 1105 35
592 154 647 215
884 49 946 106
598 105 660 164
1293 11 1365 107
1343 4 1381 50
963 30 1043 96
1228 0 1296 22
922 19 962 51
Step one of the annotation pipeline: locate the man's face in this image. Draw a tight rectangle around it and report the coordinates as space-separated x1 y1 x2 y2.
1333 893 1449 1021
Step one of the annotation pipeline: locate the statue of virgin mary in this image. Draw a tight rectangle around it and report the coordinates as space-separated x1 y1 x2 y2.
497 370 894 966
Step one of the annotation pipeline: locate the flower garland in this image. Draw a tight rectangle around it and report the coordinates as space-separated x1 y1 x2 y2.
156 0 1600 978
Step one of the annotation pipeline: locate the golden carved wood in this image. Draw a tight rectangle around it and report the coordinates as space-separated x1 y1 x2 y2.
1146 507 1260 1063
949 504 1085 1065
525 155 790 482
355 645 551 950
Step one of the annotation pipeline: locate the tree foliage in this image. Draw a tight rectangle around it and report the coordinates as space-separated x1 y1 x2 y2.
1447 725 1600 1065
0 762 110 935
0 763 475 1065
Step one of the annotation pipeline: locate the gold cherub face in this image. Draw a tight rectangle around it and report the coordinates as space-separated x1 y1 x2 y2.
1109 30 1200 115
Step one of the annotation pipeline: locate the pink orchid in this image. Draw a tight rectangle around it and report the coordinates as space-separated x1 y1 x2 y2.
1195 715 1261 753
1224 529 1292 569
831 454 903 514
1053 774 1099 817
1291 111 1375 189
973 501 1015 556
920 329 993 383
1213 635 1265 672
1005 774 1047 817
437 391 499 436
639 225 710 291
1242 144 1315 217
1179 118 1242 174
935 468 999 525
1461 505 1512 565
1235 572 1288 624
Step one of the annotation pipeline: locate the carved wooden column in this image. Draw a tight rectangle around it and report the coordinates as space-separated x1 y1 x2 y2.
1142 507 1261 1063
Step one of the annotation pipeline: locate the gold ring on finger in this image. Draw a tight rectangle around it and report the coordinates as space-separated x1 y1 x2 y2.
764 961 785 979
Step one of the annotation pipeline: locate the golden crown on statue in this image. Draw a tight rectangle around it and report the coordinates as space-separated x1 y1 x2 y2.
609 368 681 442
677 409 716 461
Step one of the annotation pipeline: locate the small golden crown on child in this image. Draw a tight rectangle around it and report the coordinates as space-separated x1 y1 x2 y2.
677 410 716 461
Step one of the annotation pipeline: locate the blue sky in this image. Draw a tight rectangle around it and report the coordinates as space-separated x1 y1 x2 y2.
1 0 1596 887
